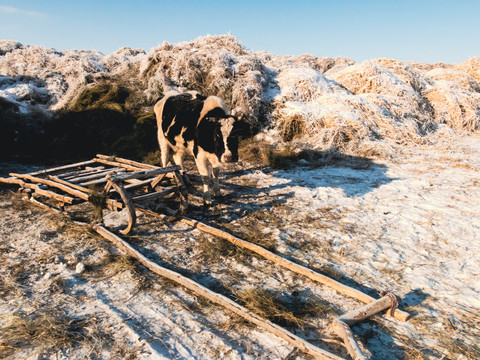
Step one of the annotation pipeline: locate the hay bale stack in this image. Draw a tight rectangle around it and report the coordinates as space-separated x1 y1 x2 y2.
0 41 105 111
456 57 480 84
426 68 480 92
140 34 271 129
424 83 480 131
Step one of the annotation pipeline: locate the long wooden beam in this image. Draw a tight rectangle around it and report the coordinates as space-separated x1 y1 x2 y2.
91 224 344 360
332 296 396 360
26 160 96 177
95 154 160 170
137 207 409 322
0 176 76 203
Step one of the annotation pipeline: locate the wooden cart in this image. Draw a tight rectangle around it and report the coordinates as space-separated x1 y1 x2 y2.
0 154 188 235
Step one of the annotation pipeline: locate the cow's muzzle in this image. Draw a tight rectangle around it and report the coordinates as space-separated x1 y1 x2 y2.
221 153 235 163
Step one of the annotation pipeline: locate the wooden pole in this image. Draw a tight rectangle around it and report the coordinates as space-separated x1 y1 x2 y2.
25 160 96 177
108 166 181 182
331 295 396 360
67 168 126 184
58 166 105 179
0 176 76 204
106 176 136 235
91 224 344 360
93 158 145 172
137 208 409 322
95 154 160 170
10 173 90 201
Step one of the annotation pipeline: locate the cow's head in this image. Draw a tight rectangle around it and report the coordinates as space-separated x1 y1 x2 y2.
217 115 240 163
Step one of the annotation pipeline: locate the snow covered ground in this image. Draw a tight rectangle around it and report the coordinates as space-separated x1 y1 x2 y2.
1 134 479 359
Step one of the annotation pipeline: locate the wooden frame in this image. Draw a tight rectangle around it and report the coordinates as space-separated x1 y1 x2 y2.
0 155 188 234
1 155 410 359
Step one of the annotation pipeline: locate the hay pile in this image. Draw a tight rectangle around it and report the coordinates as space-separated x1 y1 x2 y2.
1 35 480 159
139 35 272 129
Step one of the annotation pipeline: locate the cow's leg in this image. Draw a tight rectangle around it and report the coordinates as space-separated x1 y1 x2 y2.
212 166 221 198
158 130 170 168
194 155 212 206
172 151 191 187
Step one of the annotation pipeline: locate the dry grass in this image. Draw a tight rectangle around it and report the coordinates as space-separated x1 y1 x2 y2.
85 254 141 281
0 308 95 358
233 288 333 329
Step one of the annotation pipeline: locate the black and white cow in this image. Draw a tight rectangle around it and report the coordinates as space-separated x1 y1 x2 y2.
154 91 240 205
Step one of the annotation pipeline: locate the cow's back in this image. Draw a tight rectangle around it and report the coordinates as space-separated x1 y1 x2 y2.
160 93 204 145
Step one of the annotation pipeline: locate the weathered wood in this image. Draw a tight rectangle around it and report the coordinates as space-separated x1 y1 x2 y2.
109 166 181 182
95 154 160 170
93 158 145 172
48 175 94 194
10 173 90 201
141 210 409 322
171 170 188 212
131 187 176 202
106 177 136 235
47 175 124 210
60 166 106 180
0 176 76 204
67 168 125 183
331 320 367 360
337 296 394 326
331 296 395 360
150 173 168 189
123 178 156 191
91 224 343 360
26 160 96 177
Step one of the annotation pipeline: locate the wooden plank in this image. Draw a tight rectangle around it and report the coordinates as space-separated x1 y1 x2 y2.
0 176 76 204
108 166 180 182
26 160 96 177
93 158 145 172
10 173 90 201
132 187 176 202
92 224 343 360
138 208 410 322
60 166 106 180
68 168 126 184
95 154 160 170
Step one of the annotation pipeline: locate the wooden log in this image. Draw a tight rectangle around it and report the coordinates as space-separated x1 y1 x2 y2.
331 320 366 360
93 158 145 172
91 224 343 360
150 173 168 189
140 209 409 322
0 176 76 204
106 178 136 235
123 178 156 191
79 177 110 187
26 160 96 177
10 173 90 201
59 166 105 180
331 296 395 360
109 166 181 182
68 168 126 184
95 154 160 170
337 295 394 326
131 187 176 203
171 169 188 212
48 175 94 194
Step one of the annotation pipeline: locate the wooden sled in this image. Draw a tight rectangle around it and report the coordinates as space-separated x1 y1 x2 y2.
0 154 188 235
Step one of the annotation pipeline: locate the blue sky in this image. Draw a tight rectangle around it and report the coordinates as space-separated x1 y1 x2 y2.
1 0 479 63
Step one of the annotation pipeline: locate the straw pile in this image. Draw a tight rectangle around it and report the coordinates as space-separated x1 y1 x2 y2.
1 36 480 158
139 35 271 129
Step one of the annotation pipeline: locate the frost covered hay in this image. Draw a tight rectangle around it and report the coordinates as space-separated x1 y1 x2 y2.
2 35 480 160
